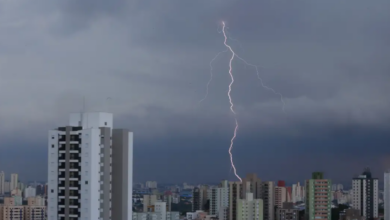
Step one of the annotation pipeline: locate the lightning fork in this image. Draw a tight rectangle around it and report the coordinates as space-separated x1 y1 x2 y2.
222 21 242 182
199 49 228 104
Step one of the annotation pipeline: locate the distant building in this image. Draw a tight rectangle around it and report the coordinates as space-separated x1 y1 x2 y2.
3 182 10 194
146 181 158 189
144 195 157 212
385 171 390 220
208 180 229 220
352 168 378 220
275 186 287 208
192 186 208 212
24 186 36 199
305 172 331 220
339 209 364 220
237 192 263 220
276 202 299 220
0 171 4 195
229 173 263 220
261 181 275 220
10 174 18 191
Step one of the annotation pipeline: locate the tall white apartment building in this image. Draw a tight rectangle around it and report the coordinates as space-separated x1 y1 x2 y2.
237 192 263 220
208 180 229 220
24 186 37 199
384 171 390 220
10 174 18 191
0 171 4 195
352 168 378 220
47 112 133 220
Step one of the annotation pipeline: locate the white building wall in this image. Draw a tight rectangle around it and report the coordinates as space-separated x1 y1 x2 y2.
0 171 4 194
48 130 60 220
373 179 379 218
10 173 18 191
128 132 134 220
24 186 37 199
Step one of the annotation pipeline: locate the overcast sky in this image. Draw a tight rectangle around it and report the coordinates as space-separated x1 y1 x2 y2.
0 0 389 185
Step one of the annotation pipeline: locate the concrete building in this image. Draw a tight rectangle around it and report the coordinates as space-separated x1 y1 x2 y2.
292 182 305 203
305 172 332 220
0 172 4 195
275 186 287 208
24 186 36 199
352 168 379 220
3 182 10 194
229 174 263 220
261 181 275 220
339 209 364 220
146 181 158 189
192 186 208 212
208 180 229 220
385 171 390 220
10 174 18 191
0 197 25 220
47 112 133 220
25 197 46 220
237 192 263 220
143 195 157 212
276 202 299 220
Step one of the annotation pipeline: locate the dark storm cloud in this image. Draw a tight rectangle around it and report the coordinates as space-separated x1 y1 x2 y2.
0 0 389 183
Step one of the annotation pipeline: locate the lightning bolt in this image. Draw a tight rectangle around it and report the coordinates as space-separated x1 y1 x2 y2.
199 49 228 103
234 54 286 111
222 21 242 182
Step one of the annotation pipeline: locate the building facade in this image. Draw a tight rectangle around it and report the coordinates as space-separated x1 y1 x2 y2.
275 186 287 208
261 181 275 220
385 171 390 220
352 168 378 220
47 112 133 220
236 192 263 220
276 202 299 220
0 172 4 195
10 174 18 192
208 180 229 220
305 172 332 220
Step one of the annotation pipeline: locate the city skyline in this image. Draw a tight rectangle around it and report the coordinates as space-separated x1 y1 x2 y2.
0 0 389 184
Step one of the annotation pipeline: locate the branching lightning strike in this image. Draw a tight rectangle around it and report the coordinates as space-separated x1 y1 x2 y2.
222 21 242 182
200 21 285 183
199 49 228 104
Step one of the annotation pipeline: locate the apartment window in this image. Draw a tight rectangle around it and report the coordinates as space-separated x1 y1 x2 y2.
52 145 55 148
105 122 107 126
85 181 88 184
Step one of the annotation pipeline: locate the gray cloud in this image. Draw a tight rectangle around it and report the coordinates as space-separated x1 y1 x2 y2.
0 0 389 183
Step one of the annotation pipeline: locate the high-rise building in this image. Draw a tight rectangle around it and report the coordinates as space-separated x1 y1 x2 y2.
292 182 305 202
208 180 229 220
352 168 378 220
4 181 10 193
192 186 207 212
229 181 242 220
236 192 263 220
0 171 4 195
275 186 287 208
305 172 331 220
385 171 390 220
47 112 133 220
261 181 275 220
24 186 37 199
10 174 18 191
276 202 299 220
144 195 157 212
